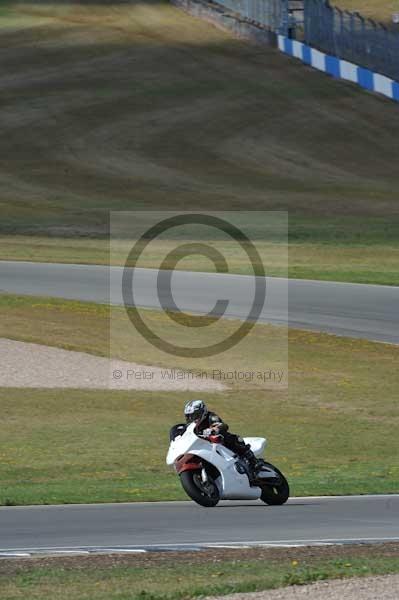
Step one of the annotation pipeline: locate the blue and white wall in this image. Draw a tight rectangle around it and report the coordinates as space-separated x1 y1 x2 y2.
278 36 399 103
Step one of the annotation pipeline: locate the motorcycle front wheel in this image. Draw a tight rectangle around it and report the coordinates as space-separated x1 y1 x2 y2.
260 464 290 506
180 470 220 507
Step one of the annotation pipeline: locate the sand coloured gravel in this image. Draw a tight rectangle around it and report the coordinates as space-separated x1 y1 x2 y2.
206 573 399 600
0 338 225 391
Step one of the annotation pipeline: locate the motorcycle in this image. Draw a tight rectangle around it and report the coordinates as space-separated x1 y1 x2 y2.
166 422 289 507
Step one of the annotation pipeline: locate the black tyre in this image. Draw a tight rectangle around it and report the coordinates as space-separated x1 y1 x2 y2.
260 464 290 506
180 470 220 507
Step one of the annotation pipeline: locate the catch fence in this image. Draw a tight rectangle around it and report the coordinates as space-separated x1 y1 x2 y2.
304 0 399 81
213 0 291 35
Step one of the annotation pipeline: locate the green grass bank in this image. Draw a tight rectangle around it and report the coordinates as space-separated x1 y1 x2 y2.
1 544 399 599
0 294 398 505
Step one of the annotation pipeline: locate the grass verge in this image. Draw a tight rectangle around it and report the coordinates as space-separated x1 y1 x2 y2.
2 224 399 285
0 294 398 504
1 544 399 599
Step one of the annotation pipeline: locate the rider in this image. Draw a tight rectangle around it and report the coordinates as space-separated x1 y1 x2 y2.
184 399 260 471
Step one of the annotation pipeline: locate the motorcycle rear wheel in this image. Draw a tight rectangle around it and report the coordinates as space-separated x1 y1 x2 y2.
180 471 220 507
260 464 289 506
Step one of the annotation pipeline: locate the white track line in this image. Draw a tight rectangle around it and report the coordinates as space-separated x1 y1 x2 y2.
1 494 398 510
1 537 399 555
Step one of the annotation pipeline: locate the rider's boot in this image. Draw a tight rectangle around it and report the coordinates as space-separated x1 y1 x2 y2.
243 447 261 475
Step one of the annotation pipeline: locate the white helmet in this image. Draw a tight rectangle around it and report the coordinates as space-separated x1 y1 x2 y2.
184 399 208 424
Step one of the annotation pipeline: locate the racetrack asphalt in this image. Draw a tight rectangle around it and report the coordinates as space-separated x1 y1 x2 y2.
1 261 399 344
1 495 398 555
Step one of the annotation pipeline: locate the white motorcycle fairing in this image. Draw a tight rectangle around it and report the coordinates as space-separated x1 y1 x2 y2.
166 423 268 500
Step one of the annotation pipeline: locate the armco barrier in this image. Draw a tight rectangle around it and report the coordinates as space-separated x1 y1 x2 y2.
278 35 399 103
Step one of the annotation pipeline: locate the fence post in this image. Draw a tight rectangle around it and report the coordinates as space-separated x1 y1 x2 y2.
277 0 289 36
303 0 310 42
359 13 366 53
348 10 355 62
336 7 343 58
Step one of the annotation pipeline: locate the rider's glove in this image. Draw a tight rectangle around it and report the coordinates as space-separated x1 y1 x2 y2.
203 428 213 437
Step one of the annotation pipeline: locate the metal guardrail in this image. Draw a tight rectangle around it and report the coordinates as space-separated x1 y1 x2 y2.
304 0 399 81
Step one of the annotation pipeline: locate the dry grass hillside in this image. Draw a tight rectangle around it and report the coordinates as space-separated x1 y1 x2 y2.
1 1 399 230
0 1 398 282
333 0 399 24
